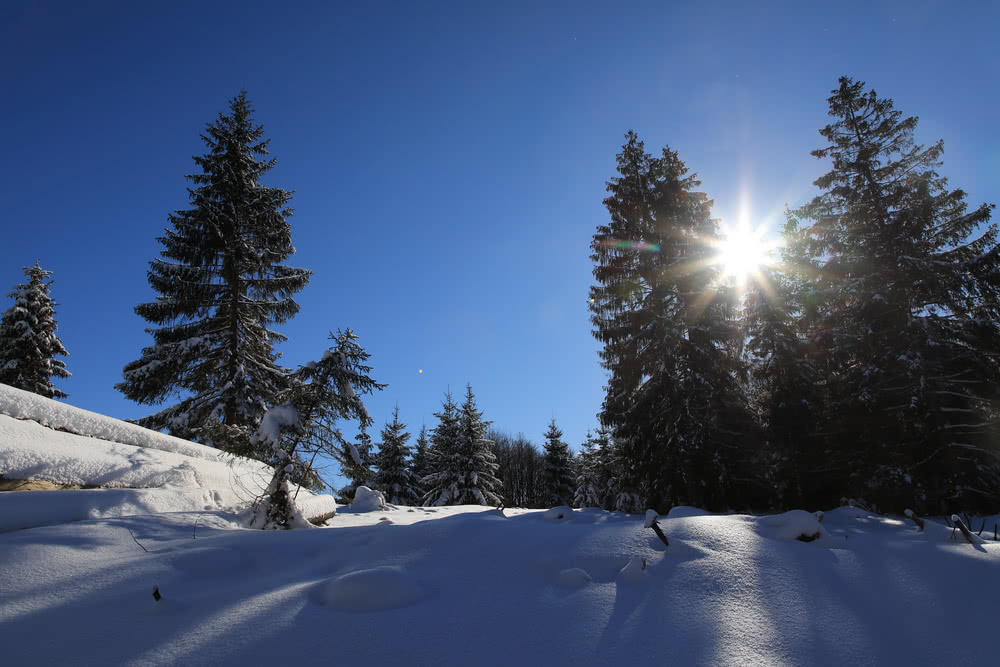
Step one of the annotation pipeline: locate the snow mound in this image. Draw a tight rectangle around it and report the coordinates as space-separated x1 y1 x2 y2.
644 509 659 528
666 505 707 519
316 566 424 611
351 486 386 512
758 509 828 542
0 383 234 463
617 556 647 583
556 567 593 588
542 505 574 521
0 389 336 532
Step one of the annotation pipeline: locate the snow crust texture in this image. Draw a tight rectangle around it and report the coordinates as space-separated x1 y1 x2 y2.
2 390 999 666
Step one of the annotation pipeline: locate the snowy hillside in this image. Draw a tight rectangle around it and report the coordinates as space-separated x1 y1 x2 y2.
0 384 334 531
1 385 999 665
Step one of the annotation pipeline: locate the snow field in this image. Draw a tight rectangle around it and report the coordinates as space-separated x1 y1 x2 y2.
1 501 999 665
1 386 999 665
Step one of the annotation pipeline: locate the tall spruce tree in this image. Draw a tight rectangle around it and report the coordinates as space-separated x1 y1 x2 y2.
743 265 826 508
573 432 603 508
0 261 70 398
410 425 431 501
117 91 311 456
590 132 753 511
373 407 421 505
541 419 574 506
784 77 1000 512
421 391 460 505
423 385 502 506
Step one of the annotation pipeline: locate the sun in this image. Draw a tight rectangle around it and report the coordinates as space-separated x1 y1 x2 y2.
716 221 775 285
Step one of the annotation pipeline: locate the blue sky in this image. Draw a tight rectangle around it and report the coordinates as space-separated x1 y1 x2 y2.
2 1 997 474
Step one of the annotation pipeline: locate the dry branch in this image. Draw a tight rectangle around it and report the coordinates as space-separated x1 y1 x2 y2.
951 515 978 544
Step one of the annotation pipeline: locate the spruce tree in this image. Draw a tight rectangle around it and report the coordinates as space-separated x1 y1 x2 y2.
410 425 431 501
373 407 421 505
423 385 502 506
117 91 311 456
541 418 574 506
249 328 382 527
784 77 1000 512
336 424 375 503
743 266 826 508
421 391 460 505
590 132 752 511
0 261 70 398
573 432 603 508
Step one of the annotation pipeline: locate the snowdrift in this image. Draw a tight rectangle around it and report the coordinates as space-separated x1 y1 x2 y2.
0 384 334 531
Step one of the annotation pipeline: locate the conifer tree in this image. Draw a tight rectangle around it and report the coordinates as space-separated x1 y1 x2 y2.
336 424 374 503
0 261 70 399
423 385 502 506
117 91 311 456
373 407 421 505
573 432 603 508
421 391 460 505
541 419 574 506
590 132 752 511
249 328 382 527
784 77 1000 512
743 266 826 508
410 425 431 501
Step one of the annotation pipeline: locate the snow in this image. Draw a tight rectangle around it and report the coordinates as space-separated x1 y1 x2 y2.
758 509 828 542
349 485 386 512
556 567 593 588
252 403 299 445
0 385 334 531
0 383 235 462
644 508 659 528
316 566 425 611
542 505 573 520
1 391 999 665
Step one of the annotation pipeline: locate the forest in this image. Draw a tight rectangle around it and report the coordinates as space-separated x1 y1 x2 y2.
2 78 997 525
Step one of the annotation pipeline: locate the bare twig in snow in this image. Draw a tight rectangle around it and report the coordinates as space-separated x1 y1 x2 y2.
126 527 149 552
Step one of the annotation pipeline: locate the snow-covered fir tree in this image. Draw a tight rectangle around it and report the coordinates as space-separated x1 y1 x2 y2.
409 424 431 501
541 419 574 506
0 261 70 399
336 424 375 503
116 91 311 458
573 431 602 508
423 385 502 506
590 132 754 511
783 77 1000 512
421 391 460 505
372 407 421 505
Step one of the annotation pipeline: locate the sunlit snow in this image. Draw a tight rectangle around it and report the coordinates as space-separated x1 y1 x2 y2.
0 385 998 665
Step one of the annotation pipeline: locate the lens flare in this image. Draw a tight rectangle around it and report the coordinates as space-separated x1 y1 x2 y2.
599 239 661 252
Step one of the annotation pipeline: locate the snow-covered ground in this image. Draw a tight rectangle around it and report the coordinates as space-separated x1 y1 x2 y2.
1 385 999 665
0 383 334 531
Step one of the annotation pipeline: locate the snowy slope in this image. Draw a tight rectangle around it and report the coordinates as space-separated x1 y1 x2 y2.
1 385 998 665
0 504 998 665
0 384 334 531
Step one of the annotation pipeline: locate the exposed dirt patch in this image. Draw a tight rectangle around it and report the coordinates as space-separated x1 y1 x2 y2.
0 478 96 492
